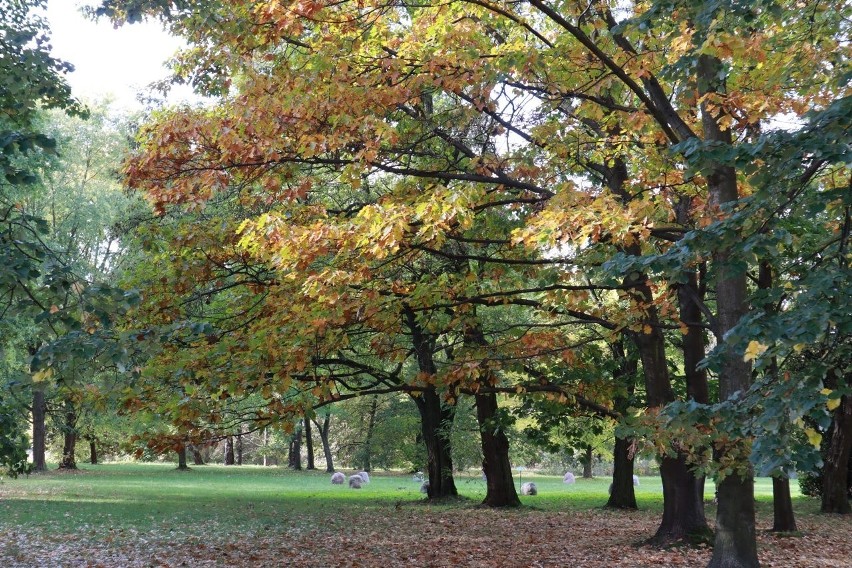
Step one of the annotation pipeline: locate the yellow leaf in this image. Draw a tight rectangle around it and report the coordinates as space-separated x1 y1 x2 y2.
743 340 768 362
33 367 54 383
827 398 841 411
804 428 822 449
820 388 832 396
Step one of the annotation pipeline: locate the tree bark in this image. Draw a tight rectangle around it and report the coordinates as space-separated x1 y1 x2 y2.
772 476 797 531
304 416 316 470
224 436 235 465
821 393 852 514
361 395 378 472
475 392 520 507
31 387 47 472
236 428 244 466
653 456 709 545
608 436 637 509
89 439 98 465
192 445 205 465
288 424 302 470
699 52 759 568
412 388 457 498
313 414 335 472
58 399 77 470
177 445 188 470
607 339 637 509
581 445 594 479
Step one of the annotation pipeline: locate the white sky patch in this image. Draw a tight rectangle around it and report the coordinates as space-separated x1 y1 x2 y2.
44 1 196 110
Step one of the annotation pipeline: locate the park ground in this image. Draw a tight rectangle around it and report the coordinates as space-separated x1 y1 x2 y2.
1 464 850 567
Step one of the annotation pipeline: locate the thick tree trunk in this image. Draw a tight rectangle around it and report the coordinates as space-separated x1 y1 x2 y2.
652 456 709 545
772 476 797 531
581 445 594 479
607 435 637 509
288 424 302 470
362 395 378 472
314 415 335 472
192 446 205 465
822 393 852 514
58 400 77 470
31 387 47 472
412 388 457 498
304 417 316 470
177 446 188 470
475 392 520 507
699 52 759 568
89 439 98 465
224 436 235 465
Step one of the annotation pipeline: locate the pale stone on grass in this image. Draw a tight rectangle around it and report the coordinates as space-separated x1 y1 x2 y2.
563 472 576 484
521 482 537 496
349 475 363 489
331 472 345 484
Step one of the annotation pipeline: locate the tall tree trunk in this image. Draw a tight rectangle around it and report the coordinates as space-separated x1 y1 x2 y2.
608 436 637 509
89 438 98 465
581 445 594 478
177 445 188 470
412 388 457 498
475 391 520 507
288 424 302 470
304 416 315 470
224 436 235 465
58 399 77 470
236 427 244 466
772 476 797 531
405 306 457 498
821 393 852 514
262 428 269 467
192 446 205 465
759 262 798 531
314 414 335 472
31 387 47 472
607 339 638 509
700 52 759 568
361 395 378 472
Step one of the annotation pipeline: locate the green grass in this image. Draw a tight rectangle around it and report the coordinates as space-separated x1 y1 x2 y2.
0 463 814 538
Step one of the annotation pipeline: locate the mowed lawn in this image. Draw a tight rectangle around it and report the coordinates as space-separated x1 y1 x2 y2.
1 464 849 567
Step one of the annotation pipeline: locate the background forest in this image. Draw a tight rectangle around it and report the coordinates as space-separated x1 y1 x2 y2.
1 1 850 568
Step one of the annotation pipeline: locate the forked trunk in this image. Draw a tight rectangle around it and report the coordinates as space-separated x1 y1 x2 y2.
313 414 335 473
412 388 457 499
475 392 520 507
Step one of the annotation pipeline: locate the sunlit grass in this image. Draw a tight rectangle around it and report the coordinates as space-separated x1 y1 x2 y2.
0 462 815 538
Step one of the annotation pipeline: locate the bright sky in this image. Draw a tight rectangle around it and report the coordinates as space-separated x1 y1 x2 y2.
44 1 195 110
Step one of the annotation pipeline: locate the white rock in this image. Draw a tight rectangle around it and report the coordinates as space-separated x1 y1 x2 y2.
357 471 370 483
331 472 345 484
521 482 538 496
633 474 640 487
563 472 576 484
349 475 363 489
420 480 430 494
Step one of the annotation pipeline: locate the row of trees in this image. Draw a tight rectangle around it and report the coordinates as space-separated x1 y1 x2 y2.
3 2 850 568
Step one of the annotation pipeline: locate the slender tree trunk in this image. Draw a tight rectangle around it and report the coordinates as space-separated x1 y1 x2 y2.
224 436 235 465
700 52 759 568
582 445 594 479
262 428 269 467
236 427 244 466
361 395 378 472
412 388 457 498
58 399 77 470
304 417 315 470
89 439 98 465
607 339 637 509
177 446 188 470
314 415 335 472
288 424 302 470
192 446 204 465
31 387 47 472
772 476 797 531
475 392 520 507
822 393 852 514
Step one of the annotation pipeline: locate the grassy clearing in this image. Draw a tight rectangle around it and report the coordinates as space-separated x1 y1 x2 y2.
0 464 845 567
